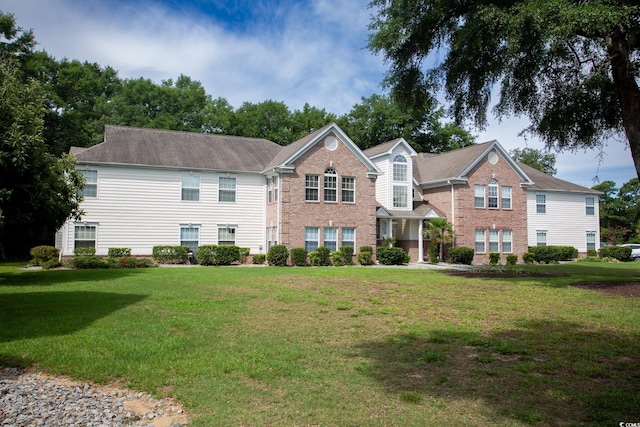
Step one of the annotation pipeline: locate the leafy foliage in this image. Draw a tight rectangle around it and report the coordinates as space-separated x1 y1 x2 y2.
309 246 331 267
267 244 289 266
107 247 131 258
290 247 309 267
368 0 640 177
29 245 59 265
252 254 266 265
377 247 408 265
599 245 632 262
196 245 241 266
152 246 190 264
357 246 374 265
510 148 557 175
448 247 474 265
528 246 579 264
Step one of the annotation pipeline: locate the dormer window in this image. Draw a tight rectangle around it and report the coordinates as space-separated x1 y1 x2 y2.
393 155 408 181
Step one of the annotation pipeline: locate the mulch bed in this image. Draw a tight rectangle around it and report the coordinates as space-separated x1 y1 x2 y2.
570 281 640 298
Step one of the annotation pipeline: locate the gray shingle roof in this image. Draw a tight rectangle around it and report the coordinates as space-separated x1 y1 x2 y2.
517 162 600 194
412 142 496 183
74 126 283 172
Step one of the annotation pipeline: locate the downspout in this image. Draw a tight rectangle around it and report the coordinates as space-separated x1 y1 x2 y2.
448 180 455 247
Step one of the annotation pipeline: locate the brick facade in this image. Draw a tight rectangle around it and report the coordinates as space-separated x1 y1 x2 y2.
277 133 377 253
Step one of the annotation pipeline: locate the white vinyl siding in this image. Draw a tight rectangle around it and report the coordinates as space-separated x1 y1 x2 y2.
527 191 600 252
59 166 266 256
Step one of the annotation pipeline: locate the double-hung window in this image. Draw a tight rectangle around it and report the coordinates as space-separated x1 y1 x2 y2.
342 227 355 248
218 226 236 245
219 176 236 202
273 176 279 202
305 227 319 252
586 231 596 251
392 155 407 181
324 168 337 202
80 169 98 198
474 184 485 208
180 225 199 252
305 175 319 201
536 194 546 214
489 229 499 252
74 224 96 249
181 173 200 201
267 177 272 203
536 230 547 246
393 185 408 208
323 227 337 252
502 230 512 253
342 177 355 203
501 186 512 209
585 197 595 215
475 229 486 253
488 179 499 208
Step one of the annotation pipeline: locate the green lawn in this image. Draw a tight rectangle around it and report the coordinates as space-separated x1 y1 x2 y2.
1 262 639 426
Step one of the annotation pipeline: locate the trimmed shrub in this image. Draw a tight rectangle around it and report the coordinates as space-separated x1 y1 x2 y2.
377 246 407 265
528 246 578 263
359 246 373 254
108 247 131 258
448 247 474 265
30 245 59 265
196 245 241 266
340 246 354 265
74 247 96 256
107 257 155 268
41 258 62 270
253 254 266 264
267 244 289 266
489 252 500 266
506 254 518 266
290 247 309 266
357 250 373 265
586 249 598 257
599 245 632 262
239 248 250 264
309 246 331 266
152 246 189 264
332 251 343 266
522 252 535 264
68 255 108 269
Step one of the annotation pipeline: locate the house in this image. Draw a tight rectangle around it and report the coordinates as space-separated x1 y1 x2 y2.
56 123 600 263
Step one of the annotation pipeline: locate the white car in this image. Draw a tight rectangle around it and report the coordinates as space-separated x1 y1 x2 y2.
620 244 640 260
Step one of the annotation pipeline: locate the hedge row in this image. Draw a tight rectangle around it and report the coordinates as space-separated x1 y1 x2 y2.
266 244 372 266
599 245 632 261
524 246 578 264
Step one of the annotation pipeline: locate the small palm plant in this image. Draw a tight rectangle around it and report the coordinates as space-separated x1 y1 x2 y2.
424 218 453 262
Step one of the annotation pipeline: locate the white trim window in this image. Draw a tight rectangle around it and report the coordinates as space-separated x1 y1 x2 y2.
267 177 272 203
323 227 337 252
585 197 595 215
342 227 355 248
586 231 596 251
324 168 337 202
502 230 512 253
180 225 199 252
488 179 499 208
80 169 98 198
219 176 236 202
475 229 486 253
305 174 319 201
393 155 408 181
181 172 200 201
536 230 547 246
536 194 546 214
274 176 279 202
74 224 96 249
474 184 485 208
501 186 512 209
342 176 355 203
489 229 499 252
393 185 408 208
218 226 236 245
305 227 319 252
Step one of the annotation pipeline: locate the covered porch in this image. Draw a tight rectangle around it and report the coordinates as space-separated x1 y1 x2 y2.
376 202 447 262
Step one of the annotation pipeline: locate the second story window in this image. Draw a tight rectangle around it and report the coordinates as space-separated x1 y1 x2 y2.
219 176 236 202
80 169 98 198
342 177 355 203
536 194 546 214
393 185 408 208
274 176 279 202
305 174 319 201
586 197 595 215
181 172 200 201
502 186 512 209
324 168 337 202
488 179 499 208
474 184 485 208
393 155 408 181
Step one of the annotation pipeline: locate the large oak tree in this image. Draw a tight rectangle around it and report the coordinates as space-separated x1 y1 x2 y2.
369 0 640 178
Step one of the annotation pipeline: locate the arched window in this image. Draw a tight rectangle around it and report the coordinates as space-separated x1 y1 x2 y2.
393 155 407 181
324 167 337 202
488 179 498 208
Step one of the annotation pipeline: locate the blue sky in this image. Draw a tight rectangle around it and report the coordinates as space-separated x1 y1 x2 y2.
1 0 636 188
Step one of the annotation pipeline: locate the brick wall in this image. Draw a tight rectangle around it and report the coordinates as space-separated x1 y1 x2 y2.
278 134 377 253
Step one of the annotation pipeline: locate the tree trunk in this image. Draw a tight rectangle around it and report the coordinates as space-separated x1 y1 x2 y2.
607 30 640 179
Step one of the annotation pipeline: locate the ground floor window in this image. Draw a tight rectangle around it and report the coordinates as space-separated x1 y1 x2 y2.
305 227 319 252
267 227 278 250
536 230 547 246
74 224 96 249
586 231 596 251
502 230 512 253
218 226 236 245
180 225 199 252
475 229 486 253
323 227 337 252
342 227 355 248
489 230 499 253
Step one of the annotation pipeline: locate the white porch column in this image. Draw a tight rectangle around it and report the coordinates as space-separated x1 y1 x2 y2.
388 219 393 239
418 219 424 262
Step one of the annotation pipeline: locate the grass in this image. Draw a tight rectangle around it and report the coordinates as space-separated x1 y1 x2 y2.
1 262 639 426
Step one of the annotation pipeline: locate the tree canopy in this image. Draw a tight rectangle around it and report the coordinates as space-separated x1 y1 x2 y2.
510 147 557 176
593 178 640 244
368 0 640 178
